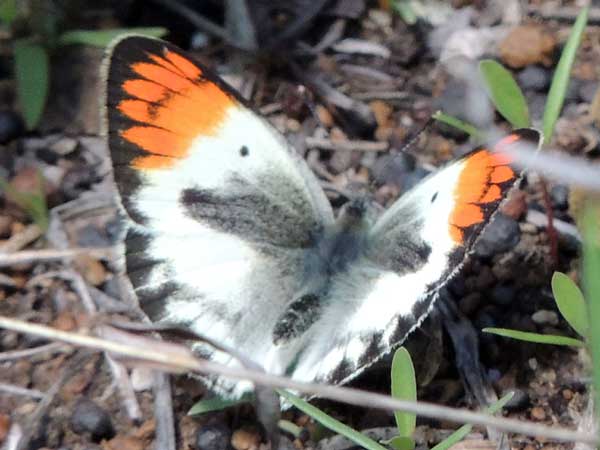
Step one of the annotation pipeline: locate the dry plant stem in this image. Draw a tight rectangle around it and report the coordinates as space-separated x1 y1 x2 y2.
0 247 114 267
15 351 93 450
0 342 66 361
153 372 176 450
105 354 143 422
0 224 42 253
540 179 559 267
0 317 596 446
305 137 388 152
0 382 44 399
4 423 23 450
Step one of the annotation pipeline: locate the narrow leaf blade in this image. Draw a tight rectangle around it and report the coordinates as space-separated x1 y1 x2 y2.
483 327 584 347
479 59 529 128
391 347 416 442
277 389 388 450
188 396 244 415
432 111 482 137
430 392 514 450
582 203 600 424
14 40 49 130
551 271 588 337
542 6 589 143
58 27 168 47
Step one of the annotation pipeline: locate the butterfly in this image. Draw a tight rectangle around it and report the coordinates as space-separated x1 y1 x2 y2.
103 35 541 398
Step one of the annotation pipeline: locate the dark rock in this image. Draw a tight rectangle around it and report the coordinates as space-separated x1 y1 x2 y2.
526 92 546 121
517 65 551 92
195 422 231 450
70 398 115 442
448 276 467 298
36 147 59 165
0 110 24 144
579 80 598 103
474 213 520 259
503 388 530 411
490 284 516 306
459 292 481 315
565 78 582 103
550 184 569 210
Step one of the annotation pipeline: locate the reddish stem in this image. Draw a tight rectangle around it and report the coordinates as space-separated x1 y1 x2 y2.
540 179 559 268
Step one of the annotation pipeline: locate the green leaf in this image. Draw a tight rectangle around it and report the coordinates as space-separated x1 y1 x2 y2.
278 419 303 438
542 6 589 144
391 347 416 445
392 0 417 25
582 203 600 424
479 59 529 128
432 111 482 138
551 272 589 337
14 39 49 130
187 395 245 415
483 327 584 347
57 27 168 47
430 392 514 450
382 436 415 450
277 389 388 450
0 0 17 25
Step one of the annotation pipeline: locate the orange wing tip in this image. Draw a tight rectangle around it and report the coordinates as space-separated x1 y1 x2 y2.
448 143 518 245
114 46 237 169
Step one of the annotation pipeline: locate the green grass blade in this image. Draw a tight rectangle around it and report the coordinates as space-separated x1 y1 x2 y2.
479 59 529 128
392 0 417 25
542 6 589 144
0 0 17 25
187 396 245 415
14 39 49 130
277 389 388 450
582 203 600 424
391 347 416 443
483 327 584 347
430 392 514 450
0 172 48 231
382 436 415 450
57 27 168 47
432 111 482 138
551 271 589 337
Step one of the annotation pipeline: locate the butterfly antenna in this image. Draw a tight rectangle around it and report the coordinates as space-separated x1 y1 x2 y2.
368 117 435 193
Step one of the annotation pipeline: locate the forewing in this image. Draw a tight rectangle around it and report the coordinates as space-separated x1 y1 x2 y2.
287 129 541 386
103 36 334 394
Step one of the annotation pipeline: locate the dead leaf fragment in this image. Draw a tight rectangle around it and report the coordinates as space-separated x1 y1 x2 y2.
499 25 556 68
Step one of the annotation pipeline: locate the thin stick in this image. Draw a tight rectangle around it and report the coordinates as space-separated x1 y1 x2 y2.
0 247 114 267
306 137 388 152
105 354 142 422
0 383 45 399
0 342 67 361
0 316 596 446
0 224 42 254
153 372 176 450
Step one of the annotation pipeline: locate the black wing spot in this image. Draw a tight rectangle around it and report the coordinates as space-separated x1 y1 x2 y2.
431 192 438 203
239 145 249 157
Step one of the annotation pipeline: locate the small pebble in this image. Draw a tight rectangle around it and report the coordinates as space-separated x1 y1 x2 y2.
499 25 556 68
517 65 551 92
103 436 144 450
231 428 261 450
530 406 546 421
0 110 24 144
474 213 520 259
458 292 481 315
196 422 231 450
49 137 78 156
503 389 530 412
579 80 598 103
562 389 574 400
130 368 154 392
490 284 515 306
70 398 115 442
550 184 569 210
531 310 559 326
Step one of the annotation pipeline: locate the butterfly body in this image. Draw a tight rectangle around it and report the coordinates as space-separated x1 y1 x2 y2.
103 36 541 398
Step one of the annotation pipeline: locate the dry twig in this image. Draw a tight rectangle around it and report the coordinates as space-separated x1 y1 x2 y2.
306 137 388 152
0 316 596 446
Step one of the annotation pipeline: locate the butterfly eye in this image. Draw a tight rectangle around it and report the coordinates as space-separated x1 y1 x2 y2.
431 192 438 203
239 145 249 157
